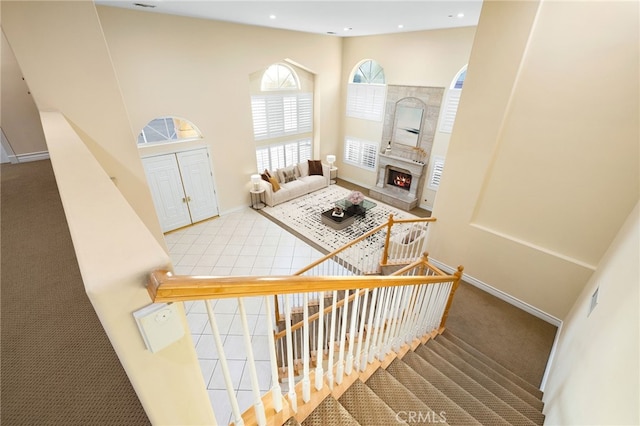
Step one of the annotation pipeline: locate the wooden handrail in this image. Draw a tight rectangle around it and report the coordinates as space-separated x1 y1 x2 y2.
147 267 459 303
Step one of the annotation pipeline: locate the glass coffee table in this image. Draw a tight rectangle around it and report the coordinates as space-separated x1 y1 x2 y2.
334 198 377 217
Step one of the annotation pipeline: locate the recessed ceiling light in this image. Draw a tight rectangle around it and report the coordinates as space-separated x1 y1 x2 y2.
327 31 337 35
269 14 276 20
133 2 156 8
398 24 404 29
457 12 465 18
343 27 352 31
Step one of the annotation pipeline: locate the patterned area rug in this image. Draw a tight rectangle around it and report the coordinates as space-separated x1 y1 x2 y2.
260 185 418 256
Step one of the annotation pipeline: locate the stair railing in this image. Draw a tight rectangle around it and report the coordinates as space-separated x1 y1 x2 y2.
147 256 463 425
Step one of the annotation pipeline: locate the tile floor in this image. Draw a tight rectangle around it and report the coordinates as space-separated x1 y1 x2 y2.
164 207 325 425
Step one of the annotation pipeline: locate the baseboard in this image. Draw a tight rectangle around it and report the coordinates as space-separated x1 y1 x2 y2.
16 151 50 163
429 257 562 327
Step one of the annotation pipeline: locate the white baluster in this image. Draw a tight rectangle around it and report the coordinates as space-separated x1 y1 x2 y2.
263 296 283 413
345 288 360 375
326 291 338 389
361 287 378 370
315 291 325 391
336 290 349 384
369 287 387 363
302 293 311 403
284 294 297 412
376 286 394 360
205 300 245 426
237 299 266 426
354 288 369 372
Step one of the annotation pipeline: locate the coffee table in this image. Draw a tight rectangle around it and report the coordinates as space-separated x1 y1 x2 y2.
335 198 377 217
320 208 355 230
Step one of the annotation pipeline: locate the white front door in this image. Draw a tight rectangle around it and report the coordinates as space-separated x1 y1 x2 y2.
143 154 192 232
177 149 219 223
143 148 219 233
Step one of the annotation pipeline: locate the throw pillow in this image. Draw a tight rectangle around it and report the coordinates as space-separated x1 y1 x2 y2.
261 169 271 182
276 165 297 183
297 161 309 177
268 176 280 192
308 159 323 176
283 168 297 183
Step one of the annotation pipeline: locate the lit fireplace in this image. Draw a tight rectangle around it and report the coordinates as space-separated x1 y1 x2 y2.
387 169 412 191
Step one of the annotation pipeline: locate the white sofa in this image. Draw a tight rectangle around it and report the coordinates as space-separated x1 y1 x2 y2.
259 161 330 207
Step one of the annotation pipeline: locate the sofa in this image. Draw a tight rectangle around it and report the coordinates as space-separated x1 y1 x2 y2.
258 160 330 207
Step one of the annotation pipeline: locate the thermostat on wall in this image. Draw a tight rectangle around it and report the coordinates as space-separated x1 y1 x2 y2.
133 302 185 353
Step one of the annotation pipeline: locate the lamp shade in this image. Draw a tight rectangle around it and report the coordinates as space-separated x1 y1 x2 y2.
251 174 261 191
326 154 336 165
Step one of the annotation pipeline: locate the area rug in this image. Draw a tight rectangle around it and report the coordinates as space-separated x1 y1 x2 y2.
260 185 419 258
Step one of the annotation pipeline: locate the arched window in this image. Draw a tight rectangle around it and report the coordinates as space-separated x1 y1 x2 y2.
439 65 467 133
251 63 313 171
352 60 385 84
346 59 386 121
137 117 202 145
261 63 299 91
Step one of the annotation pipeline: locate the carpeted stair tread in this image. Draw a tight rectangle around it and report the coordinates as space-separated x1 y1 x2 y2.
415 346 537 426
402 352 511 425
301 395 360 426
430 337 545 412
338 379 409 426
387 359 481 425
283 416 302 426
425 340 545 425
434 336 544 412
442 330 543 399
365 368 449 425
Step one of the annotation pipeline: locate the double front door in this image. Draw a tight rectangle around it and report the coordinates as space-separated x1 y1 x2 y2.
143 148 218 232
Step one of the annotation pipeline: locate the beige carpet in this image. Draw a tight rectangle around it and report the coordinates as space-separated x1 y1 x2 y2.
445 281 557 387
1 160 149 425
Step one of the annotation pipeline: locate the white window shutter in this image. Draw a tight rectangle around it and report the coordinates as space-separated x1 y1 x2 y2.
346 83 386 122
429 156 445 190
439 89 461 133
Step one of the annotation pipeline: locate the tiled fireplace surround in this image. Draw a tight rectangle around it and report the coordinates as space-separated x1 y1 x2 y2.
369 85 444 210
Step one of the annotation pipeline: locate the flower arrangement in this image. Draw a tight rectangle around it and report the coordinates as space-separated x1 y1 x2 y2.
347 190 365 205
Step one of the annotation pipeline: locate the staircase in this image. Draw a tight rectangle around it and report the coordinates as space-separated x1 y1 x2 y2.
285 329 545 426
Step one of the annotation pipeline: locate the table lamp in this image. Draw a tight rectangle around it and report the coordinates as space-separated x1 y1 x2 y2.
251 174 261 191
326 154 336 169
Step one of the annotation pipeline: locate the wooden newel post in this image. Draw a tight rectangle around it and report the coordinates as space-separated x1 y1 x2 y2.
439 265 464 331
381 214 395 266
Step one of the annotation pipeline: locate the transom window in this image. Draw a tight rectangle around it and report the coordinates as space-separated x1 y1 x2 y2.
352 60 385 84
137 117 202 145
347 59 386 122
261 64 299 91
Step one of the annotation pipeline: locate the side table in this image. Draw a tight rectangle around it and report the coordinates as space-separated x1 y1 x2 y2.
250 188 265 210
329 167 338 184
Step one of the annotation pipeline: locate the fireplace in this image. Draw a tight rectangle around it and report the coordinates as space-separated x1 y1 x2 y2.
369 153 426 210
387 168 412 191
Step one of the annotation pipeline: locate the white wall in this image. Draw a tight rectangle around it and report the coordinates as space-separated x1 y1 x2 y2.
426 0 639 319
543 202 639 425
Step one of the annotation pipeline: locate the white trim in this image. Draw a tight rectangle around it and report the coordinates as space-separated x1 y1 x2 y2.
429 257 562 327
540 321 563 394
16 151 50 163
